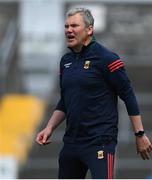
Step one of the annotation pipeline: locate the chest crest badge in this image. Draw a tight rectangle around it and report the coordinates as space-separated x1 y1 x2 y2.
97 150 104 159
84 60 91 69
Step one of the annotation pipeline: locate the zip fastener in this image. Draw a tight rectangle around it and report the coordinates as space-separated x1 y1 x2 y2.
72 54 82 141
72 54 80 69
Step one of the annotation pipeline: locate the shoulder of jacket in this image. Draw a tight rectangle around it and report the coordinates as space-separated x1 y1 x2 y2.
62 51 74 59
60 52 74 69
92 42 118 59
61 52 73 62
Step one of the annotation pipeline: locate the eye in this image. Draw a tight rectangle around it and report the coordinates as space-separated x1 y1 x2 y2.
71 24 79 28
65 24 69 29
64 24 79 30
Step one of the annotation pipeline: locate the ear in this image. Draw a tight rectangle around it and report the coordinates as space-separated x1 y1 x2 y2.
87 25 93 36
88 31 92 35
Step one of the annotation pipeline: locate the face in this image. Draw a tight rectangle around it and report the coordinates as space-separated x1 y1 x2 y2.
65 13 93 52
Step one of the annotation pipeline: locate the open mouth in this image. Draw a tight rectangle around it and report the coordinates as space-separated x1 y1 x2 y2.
67 35 75 41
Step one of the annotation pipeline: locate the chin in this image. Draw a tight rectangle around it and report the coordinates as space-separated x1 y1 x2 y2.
67 43 76 48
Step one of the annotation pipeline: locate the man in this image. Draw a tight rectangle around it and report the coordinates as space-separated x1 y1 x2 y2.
36 8 152 179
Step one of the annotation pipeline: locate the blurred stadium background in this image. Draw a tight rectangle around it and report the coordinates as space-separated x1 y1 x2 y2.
0 0 152 178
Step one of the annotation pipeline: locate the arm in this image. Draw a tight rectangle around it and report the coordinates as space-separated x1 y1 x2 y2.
36 110 65 145
102 53 152 159
130 115 152 160
36 57 66 145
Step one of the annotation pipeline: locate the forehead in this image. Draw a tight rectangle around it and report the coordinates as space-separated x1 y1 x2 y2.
65 13 84 24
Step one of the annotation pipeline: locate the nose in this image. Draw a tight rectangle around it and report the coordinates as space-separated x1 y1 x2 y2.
65 26 73 33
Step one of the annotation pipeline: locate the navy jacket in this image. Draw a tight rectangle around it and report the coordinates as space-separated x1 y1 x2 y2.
56 40 140 144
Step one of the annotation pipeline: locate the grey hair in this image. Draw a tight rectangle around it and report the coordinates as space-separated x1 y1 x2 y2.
66 7 94 27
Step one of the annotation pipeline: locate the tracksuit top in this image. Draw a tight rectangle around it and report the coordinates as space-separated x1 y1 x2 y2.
56 40 140 144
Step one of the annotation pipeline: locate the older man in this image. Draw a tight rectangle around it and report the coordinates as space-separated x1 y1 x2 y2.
36 8 152 179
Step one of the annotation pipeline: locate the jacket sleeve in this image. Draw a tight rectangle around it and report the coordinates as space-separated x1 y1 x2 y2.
102 52 140 116
55 59 66 113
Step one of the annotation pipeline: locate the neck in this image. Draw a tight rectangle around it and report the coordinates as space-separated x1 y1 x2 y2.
83 36 92 47
73 36 92 53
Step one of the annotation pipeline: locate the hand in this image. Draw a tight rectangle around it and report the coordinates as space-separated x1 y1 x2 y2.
36 127 52 145
136 134 152 160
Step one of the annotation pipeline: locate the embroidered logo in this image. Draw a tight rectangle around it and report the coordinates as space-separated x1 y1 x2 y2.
64 62 72 68
97 150 104 159
84 60 91 69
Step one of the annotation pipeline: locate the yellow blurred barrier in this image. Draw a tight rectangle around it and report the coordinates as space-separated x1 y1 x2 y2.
0 94 46 163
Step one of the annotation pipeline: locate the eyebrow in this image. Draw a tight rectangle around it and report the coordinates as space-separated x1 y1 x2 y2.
65 23 80 28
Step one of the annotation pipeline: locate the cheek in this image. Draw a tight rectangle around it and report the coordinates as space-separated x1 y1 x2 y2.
80 32 88 40
74 29 87 41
